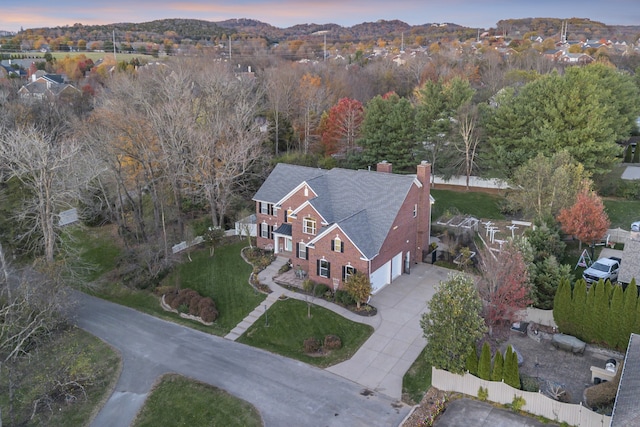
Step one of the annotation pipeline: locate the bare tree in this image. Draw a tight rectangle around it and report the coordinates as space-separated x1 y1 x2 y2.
454 103 482 190
0 126 85 263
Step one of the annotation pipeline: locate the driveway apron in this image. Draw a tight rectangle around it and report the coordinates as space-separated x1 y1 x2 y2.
326 264 451 399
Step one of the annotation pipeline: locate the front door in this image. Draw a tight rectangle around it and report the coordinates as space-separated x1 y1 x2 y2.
284 237 292 252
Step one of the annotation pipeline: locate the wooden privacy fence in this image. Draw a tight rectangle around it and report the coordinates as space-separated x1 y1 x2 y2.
432 367 610 427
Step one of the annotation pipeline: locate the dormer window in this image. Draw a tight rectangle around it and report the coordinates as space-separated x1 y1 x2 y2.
332 237 343 253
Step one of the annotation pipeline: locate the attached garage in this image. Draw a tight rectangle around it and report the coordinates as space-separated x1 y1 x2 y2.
391 252 402 281
370 261 391 294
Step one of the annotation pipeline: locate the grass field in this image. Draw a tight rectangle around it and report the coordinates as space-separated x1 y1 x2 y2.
0 327 120 427
431 189 505 221
238 298 373 368
133 374 262 427
162 241 267 333
402 347 432 405
603 198 640 229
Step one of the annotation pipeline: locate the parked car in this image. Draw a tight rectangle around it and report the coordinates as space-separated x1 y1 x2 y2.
632 221 640 232
583 257 621 285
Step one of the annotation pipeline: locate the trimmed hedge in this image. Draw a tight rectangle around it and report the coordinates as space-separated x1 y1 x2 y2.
163 288 218 323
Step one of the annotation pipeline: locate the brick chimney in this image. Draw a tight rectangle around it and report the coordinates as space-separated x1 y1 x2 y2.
416 161 432 259
376 160 392 173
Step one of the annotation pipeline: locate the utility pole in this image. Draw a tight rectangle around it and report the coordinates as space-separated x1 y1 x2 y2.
113 29 117 61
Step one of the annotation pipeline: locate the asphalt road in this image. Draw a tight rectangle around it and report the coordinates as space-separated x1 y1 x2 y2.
71 291 409 427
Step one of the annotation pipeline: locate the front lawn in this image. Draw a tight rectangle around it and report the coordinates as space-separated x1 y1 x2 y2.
431 189 505 220
162 241 266 333
133 374 262 427
237 298 373 368
402 346 432 405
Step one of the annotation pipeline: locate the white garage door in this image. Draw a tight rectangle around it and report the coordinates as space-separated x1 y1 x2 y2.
391 252 403 281
370 261 391 294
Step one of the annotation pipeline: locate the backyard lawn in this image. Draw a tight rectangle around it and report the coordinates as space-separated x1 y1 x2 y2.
603 198 640 229
133 374 262 427
238 298 373 368
430 189 505 221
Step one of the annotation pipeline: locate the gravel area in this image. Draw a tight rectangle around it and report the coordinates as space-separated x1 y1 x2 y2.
503 330 623 404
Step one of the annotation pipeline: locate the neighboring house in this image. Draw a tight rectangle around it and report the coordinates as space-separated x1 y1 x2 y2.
559 52 594 64
18 73 80 100
610 333 640 426
253 161 433 294
618 231 640 286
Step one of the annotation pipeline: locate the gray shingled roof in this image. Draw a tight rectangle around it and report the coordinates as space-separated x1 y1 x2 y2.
253 163 417 259
253 163 325 203
619 231 640 285
611 333 640 426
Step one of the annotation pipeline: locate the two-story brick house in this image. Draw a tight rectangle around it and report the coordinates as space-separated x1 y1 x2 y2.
253 160 433 294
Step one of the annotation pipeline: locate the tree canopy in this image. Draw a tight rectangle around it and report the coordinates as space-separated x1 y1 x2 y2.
420 272 486 374
359 92 416 170
485 63 640 177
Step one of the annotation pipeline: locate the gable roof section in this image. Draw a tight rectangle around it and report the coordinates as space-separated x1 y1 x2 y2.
253 163 325 203
611 333 640 426
254 163 417 259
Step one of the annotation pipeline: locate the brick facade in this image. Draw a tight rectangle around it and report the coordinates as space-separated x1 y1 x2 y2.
254 162 432 292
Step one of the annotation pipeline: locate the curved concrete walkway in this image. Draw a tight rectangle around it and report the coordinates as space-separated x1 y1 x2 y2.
226 256 452 400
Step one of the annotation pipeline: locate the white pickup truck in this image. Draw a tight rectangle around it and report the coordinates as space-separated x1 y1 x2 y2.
583 257 622 285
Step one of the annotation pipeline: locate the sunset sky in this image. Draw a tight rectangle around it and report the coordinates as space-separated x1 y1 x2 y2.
1 0 639 33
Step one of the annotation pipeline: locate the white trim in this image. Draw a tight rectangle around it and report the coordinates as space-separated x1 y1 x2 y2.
307 223 369 261
276 181 318 208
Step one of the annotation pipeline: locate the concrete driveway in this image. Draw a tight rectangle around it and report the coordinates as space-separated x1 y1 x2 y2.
327 264 452 398
71 291 410 427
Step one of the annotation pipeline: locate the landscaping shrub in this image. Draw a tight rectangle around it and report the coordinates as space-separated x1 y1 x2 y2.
585 361 622 411
324 334 342 350
278 262 291 273
304 337 320 353
335 290 355 306
302 279 316 293
188 295 202 315
477 342 491 380
163 288 179 306
477 386 488 401
491 351 504 382
511 395 526 412
314 284 330 297
520 374 539 392
465 347 478 375
199 304 219 323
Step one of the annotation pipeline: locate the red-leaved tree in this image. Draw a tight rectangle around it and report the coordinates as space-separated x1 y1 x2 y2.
557 187 610 250
320 97 364 156
477 241 532 336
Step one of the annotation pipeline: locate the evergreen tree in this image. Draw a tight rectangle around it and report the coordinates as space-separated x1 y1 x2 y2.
608 284 625 349
491 350 504 382
593 280 609 344
478 342 492 380
584 280 599 341
625 145 633 162
622 279 638 348
553 278 572 333
359 93 417 170
465 346 478 375
571 279 588 339
503 345 521 389
634 144 640 163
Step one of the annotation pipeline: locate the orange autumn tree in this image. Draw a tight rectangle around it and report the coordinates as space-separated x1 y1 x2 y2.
557 187 610 250
320 97 364 156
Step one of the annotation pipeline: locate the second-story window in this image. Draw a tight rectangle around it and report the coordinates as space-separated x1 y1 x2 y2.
332 237 343 253
303 217 316 235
